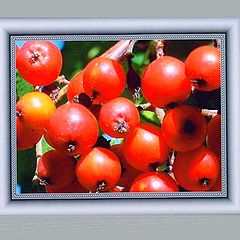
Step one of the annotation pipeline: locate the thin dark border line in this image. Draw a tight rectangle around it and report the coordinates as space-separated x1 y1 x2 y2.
10 33 227 200
10 32 228 36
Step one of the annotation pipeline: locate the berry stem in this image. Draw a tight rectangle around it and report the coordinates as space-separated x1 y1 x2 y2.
201 109 218 118
169 151 176 165
56 75 70 85
155 39 164 58
155 108 165 124
101 40 137 62
96 181 106 192
32 136 43 192
55 85 68 103
214 39 221 49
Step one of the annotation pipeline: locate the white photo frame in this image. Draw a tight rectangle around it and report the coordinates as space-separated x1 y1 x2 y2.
0 18 240 214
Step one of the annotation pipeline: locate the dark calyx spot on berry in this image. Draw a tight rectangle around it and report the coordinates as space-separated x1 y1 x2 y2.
91 90 100 101
16 111 22 117
74 93 92 108
96 180 106 192
182 119 197 135
166 102 178 109
191 78 207 87
38 176 52 186
29 52 40 64
113 118 129 134
149 161 161 171
67 141 76 153
199 178 210 187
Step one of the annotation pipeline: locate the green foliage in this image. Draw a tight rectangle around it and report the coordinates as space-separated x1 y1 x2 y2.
140 110 161 126
16 71 34 101
41 136 54 154
61 41 115 79
17 147 36 193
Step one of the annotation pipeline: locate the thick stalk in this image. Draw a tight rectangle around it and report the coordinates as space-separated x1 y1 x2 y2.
101 40 137 62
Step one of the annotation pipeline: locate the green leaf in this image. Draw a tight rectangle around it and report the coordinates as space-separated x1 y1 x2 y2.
110 138 124 146
140 110 160 126
16 71 34 101
41 136 54 154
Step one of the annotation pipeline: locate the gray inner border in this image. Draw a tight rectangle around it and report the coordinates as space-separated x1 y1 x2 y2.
11 33 227 200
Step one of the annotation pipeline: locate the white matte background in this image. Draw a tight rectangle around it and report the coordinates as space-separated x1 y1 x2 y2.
1 0 240 239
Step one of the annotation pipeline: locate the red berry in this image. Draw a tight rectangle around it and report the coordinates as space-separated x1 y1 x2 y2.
16 91 56 130
123 123 169 172
141 56 191 108
83 57 126 103
173 146 220 191
207 114 221 157
130 172 179 192
16 41 63 86
109 186 124 192
185 45 220 91
99 97 140 138
110 144 141 191
161 105 207 152
46 179 88 193
17 117 43 150
45 102 99 156
37 150 76 189
209 173 222 191
76 147 121 192
67 71 85 102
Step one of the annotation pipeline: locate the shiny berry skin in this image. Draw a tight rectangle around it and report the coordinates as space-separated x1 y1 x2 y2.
16 41 63 86
209 173 222 191
185 45 221 92
173 146 220 191
45 102 99 156
67 71 85 102
37 150 76 189
130 172 179 192
76 147 121 192
46 179 88 193
16 91 56 130
123 123 169 172
141 56 191 108
161 105 207 152
109 186 124 192
110 144 141 191
16 45 20 58
99 97 140 138
16 117 43 150
83 57 126 103
207 114 221 157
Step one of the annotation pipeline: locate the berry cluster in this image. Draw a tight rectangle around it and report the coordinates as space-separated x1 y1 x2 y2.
16 39 221 194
